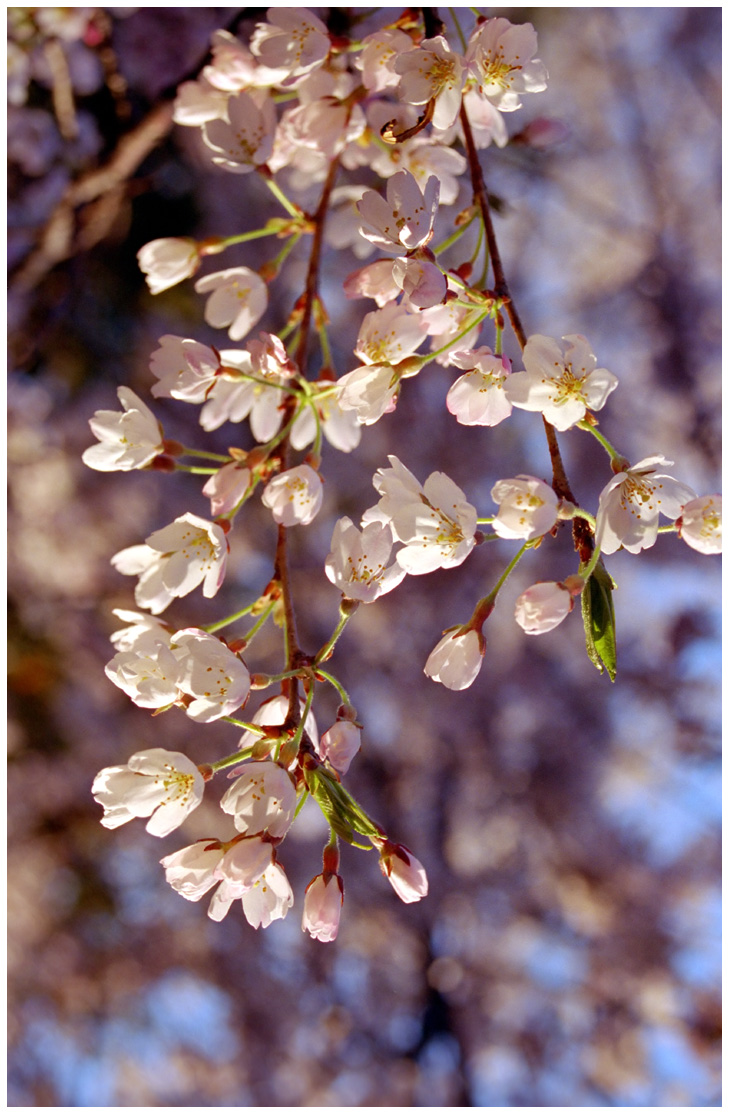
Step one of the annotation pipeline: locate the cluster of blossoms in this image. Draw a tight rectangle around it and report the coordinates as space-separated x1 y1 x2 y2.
85 8 721 938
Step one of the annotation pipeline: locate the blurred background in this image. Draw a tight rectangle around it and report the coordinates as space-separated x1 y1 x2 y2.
8 7 721 1106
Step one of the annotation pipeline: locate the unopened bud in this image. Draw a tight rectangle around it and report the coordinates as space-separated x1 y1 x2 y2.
250 673 271 689
150 454 177 473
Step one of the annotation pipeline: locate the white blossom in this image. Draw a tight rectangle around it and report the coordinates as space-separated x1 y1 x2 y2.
220 761 297 837
379 842 428 903
343 259 400 306
677 494 722 555
82 387 164 472
504 334 618 431
424 628 484 690
111 514 228 614
202 89 277 173
394 35 466 130
514 581 574 635
335 364 400 425
357 28 415 92
466 17 548 111
150 335 220 403
104 641 181 709
195 267 268 342
446 348 513 427
137 238 199 294
421 301 480 365
160 839 226 901
261 464 323 526
491 475 560 541
290 393 362 454
595 456 696 555
302 873 344 942
250 8 330 85
319 721 361 776
241 862 294 929
92 748 204 837
355 301 427 366
238 695 318 753
172 628 251 722
391 255 447 308
366 455 478 574
357 169 440 253
200 337 293 437
109 609 173 654
203 461 252 517
213 837 274 893
173 78 228 126
325 516 406 603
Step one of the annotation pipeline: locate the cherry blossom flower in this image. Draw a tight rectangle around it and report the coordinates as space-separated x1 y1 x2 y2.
238 694 318 752
109 610 173 653
82 387 164 472
173 78 228 126
378 841 428 903
326 186 379 259
290 393 362 454
325 516 406 603
357 28 415 92
202 90 277 173
249 8 330 85
491 475 560 540
394 35 466 130
421 301 481 365
302 873 344 941
465 17 548 111
366 455 478 574
335 364 400 425
514 581 574 635
150 336 221 403
354 302 427 367
160 839 226 901
676 494 722 555
137 238 200 294
446 348 513 427
343 260 400 306
424 628 484 690
220 761 297 837
213 837 274 893
202 29 272 92
357 170 440 254
92 748 204 837
261 464 324 526
195 267 268 342
595 456 696 555
104 641 181 709
391 255 447 308
200 338 293 437
504 334 618 431
111 513 228 614
172 629 251 723
203 461 252 517
240 862 294 929
319 721 361 776
458 87 508 148
278 97 365 161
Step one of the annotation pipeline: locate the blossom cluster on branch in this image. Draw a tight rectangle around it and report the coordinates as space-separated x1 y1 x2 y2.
84 7 721 942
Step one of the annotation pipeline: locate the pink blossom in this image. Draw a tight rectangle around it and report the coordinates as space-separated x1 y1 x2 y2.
195 267 268 342
92 748 204 837
261 464 324 526
379 842 428 903
491 475 560 541
203 461 252 517
446 348 513 427
319 721 361 775
394 35 466 130
302 873 344 941
424 628 484 690
595 456 696 555
676 494 722 555
514 581 574 635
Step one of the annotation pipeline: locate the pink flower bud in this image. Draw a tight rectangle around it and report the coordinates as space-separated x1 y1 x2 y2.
319 721 361 775
302 872 344 942
379 842 428 903
514 581 573 635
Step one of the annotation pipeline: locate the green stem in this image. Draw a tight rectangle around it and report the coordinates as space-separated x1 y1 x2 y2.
314 610 354 665
203 601 259 634
576 421 626 465
173 464 218 475
314 668 350 705
222 717 268 734
432 215 475 257
210 746 255 774
580 543 603 581
485 543 530 605
428 306 493 363
263 175 302 218
239 601 276 646
176 446 232 462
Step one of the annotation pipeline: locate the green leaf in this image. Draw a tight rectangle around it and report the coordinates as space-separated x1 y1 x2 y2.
304 769 372 849
581 558 617 681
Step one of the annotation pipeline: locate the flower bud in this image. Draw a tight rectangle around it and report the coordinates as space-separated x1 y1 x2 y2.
379 841 428 903
302 872 344 942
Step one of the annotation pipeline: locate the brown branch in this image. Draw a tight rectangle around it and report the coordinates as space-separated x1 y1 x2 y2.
459 101 578 507
294 155 340 372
